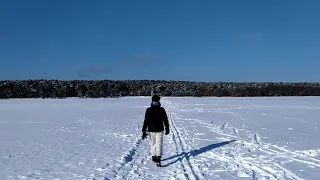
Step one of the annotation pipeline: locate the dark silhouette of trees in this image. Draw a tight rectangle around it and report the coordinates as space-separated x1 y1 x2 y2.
1 80 320 99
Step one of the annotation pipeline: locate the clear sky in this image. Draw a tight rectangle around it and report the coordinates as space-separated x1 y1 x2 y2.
1 0 320 82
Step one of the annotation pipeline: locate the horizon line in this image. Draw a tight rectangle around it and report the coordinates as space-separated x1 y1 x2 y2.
1 79 319 84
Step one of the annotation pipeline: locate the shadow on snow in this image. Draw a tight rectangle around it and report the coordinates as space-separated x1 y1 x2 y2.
161 140 236 167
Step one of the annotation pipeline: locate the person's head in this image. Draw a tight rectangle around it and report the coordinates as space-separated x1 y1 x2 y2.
151 95 161 107
152 95 160 102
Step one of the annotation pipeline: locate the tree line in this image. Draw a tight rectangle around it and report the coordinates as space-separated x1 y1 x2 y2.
1 80 320 99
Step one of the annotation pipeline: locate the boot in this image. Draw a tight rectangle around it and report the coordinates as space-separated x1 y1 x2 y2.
156 156 161 167
152 156 156 162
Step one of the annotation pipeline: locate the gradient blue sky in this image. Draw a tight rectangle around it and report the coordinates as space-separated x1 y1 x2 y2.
1 0 320 82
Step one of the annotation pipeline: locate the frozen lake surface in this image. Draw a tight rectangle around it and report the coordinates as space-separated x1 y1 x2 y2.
1 97 320 180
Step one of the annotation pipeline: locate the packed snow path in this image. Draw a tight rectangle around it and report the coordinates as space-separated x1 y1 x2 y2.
1 97 320 179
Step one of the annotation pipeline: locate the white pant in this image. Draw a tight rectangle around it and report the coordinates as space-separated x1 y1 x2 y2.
149 131 164 156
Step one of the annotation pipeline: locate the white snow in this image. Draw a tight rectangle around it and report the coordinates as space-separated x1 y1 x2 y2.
1 97 320 180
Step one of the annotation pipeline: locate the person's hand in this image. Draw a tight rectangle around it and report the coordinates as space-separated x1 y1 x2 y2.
165 129 169 135
142 132 148 139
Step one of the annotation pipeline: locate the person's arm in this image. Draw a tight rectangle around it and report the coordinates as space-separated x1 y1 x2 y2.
162 108 170 134
142 108 149 133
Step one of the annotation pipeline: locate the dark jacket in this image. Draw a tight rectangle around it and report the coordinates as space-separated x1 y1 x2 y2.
142 105 169 133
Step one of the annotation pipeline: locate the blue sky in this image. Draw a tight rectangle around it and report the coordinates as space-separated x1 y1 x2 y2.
1 0 320 82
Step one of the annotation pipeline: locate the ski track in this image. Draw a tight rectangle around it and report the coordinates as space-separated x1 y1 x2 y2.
105 100 208 180
168 100 320 180
192 118 314 179
96 100 193 180
97 99 319 180
113 141 143 179
113 138 144 179
164 100 204 180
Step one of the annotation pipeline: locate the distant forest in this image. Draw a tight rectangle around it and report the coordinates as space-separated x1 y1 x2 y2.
1 80 320 98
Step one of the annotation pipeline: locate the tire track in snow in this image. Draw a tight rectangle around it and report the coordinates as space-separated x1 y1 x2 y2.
93 138 146 180
172 102 314 179
205 143 305 180
182 117 313 179
120 139 143 164
122 138 183 180
114 139 145 179
111 137 145 179
163 100 204 180
91 115 148 179
107 113 180 180
186 116 320 167
96 100 197 180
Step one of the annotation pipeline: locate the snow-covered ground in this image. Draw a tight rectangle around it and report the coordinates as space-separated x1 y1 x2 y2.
1 97 320 180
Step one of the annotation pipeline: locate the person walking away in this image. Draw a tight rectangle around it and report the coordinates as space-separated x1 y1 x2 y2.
142 95 170 167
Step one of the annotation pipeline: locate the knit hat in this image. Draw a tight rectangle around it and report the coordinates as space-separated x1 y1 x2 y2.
152 95 160 102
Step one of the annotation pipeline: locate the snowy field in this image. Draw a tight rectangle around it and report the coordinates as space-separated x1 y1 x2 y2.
1 97 320 180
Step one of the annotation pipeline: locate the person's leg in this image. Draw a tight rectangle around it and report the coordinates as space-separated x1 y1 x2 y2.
156 131 164 156
149 132 157 161
155 131 164 164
